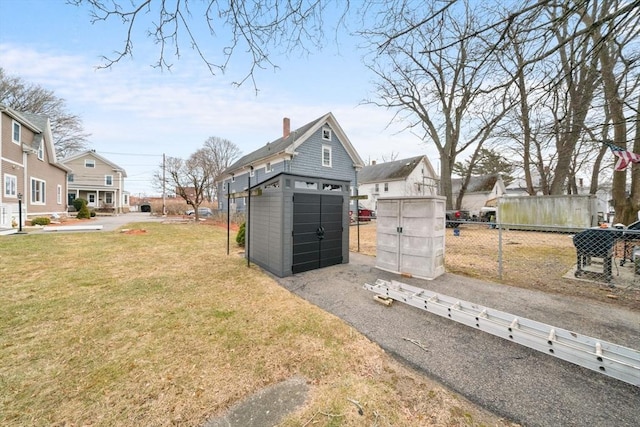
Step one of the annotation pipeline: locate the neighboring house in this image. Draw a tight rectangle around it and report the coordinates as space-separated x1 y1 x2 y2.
60 150 129 213
1 105 70 231
452 173 507 216
357 155 439 211
216 112 365 212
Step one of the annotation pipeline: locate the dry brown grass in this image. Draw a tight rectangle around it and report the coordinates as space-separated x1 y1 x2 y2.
1 222 513 427
349 222 640 311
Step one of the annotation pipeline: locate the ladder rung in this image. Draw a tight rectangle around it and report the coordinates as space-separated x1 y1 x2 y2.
363 279 640 387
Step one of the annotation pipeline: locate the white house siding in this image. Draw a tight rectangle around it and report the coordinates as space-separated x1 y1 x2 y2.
359 159 438 211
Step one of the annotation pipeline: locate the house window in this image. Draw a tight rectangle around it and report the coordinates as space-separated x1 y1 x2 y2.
266 162 272 173
322 127 332 141
384 182 389 192
123 194 128 205
37 140 44 160
31 178 46 204
57 185 62 204
12 121 21 144
105 175 113 186
322 145 332 167
374 183 379 193
105 192 113 204
4 174 17 197
68 173 74 182
85 159 95 168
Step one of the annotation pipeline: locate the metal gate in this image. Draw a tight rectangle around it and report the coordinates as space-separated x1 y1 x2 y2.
292 193 343 274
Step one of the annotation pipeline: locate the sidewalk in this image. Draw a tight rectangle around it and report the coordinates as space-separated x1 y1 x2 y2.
274 252 640 427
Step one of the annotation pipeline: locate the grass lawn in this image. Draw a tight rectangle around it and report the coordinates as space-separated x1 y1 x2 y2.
0 222 510 426
350 222 640 311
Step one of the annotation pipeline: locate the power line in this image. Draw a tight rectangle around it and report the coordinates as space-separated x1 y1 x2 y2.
96 150 163 157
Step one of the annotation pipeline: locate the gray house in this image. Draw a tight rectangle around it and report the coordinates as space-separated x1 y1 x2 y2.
216 112 364 277
216 112 364 211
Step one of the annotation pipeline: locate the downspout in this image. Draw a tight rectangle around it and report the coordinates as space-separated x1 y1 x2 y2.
117 171 122 213
23 150 28 222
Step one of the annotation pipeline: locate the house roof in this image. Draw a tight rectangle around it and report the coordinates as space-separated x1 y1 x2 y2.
358 155 429 184
0 104 42 133
0 104 71 172
452 173 502 194
61 150 128 177
222 112 364 177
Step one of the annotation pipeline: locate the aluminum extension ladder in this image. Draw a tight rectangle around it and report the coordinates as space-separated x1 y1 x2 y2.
363 279 640 387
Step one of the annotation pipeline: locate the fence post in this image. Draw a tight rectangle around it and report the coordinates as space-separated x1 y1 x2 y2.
498 222 503 280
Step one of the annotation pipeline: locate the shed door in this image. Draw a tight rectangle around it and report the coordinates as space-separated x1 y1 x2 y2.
292 193 343 274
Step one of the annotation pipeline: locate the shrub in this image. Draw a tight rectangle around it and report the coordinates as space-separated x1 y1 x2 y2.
31 217 51 226
90 210 96 217
72 198 87 212
77 203 91 219
236 222 246 247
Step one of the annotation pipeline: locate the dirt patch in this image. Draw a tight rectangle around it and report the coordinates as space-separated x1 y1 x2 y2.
202 218 240 231
121 229 147 235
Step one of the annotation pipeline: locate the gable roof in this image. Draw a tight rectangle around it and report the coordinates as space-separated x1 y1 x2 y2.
0 105 71 172
0 104 42 134
358 155 431 184
61 150 128 177
452 173 503 194
222 112 364 177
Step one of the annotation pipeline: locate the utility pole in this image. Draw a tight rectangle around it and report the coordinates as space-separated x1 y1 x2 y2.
162 153 166 216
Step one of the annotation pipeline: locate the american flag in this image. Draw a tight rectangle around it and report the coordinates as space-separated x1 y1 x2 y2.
606 142 640 171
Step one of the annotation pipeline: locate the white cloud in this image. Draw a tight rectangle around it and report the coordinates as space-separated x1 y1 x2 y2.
1 42 437 195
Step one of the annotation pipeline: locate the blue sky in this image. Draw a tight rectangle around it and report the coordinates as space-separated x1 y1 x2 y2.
0 0 438 196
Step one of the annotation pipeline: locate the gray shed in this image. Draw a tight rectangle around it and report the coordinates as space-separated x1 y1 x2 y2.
246 172 351 277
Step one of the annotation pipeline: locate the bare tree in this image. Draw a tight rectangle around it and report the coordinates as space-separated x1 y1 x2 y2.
202 136 241 201
70 0 349 90
594 0 640 224
0 68 90 158
69 1 638 89
162 151 212 221
380 151 399 162
366 1 511 209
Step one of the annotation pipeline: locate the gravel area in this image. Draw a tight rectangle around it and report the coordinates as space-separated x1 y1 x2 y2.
274 252 640 427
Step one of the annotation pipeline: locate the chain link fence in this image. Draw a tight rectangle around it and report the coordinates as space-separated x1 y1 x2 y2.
444 221 640 292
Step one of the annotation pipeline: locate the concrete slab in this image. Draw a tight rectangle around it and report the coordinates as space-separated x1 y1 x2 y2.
203 377 308 427
42 225 104 232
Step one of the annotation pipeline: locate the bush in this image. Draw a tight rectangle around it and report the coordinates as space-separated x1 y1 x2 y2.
90 210 96 217
72 198 87 212
236 222 246 247
77 203 91 219
30 217 51 226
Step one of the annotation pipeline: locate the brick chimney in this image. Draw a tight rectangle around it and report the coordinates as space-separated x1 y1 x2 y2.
283 117 290 139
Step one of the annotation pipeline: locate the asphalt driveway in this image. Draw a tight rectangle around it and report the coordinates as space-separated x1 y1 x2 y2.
274 252 640 427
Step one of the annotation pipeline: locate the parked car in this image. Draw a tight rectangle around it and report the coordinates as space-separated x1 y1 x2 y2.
445 209 470 227
350 204 375 222
186 207 213 217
